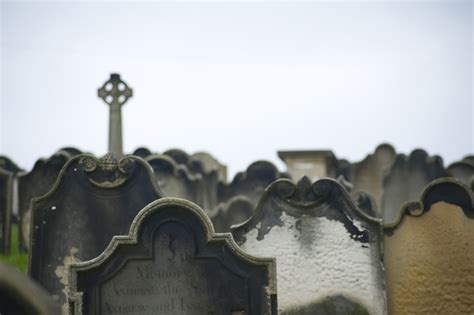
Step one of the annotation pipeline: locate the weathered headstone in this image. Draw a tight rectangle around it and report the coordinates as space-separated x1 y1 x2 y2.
218 160 285 206
0 262 60 315
384 178 474 314
349 144 396 216
190 151 228 182
18 149 79 251
132 147 153 159
447 156 474 188
278 150 346 182
381 149 449 225
28 153 162 313
98 74 133 158
211 196 254 233
0 156 23 254
67 198 277 315
146 154 201 204
232 177 386 314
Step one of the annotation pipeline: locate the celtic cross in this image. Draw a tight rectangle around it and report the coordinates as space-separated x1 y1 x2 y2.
98 74 133 157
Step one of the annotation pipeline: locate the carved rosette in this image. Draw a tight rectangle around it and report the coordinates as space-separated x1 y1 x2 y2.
79 153 136 188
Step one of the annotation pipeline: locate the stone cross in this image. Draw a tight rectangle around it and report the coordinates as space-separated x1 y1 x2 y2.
98 74 133 157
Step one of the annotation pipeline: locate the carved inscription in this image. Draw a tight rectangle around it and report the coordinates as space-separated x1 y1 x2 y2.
96 223 246 314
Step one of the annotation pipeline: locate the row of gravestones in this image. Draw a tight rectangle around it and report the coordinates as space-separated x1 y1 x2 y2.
0 147 290 255
1 144 472 257
0 153 472 314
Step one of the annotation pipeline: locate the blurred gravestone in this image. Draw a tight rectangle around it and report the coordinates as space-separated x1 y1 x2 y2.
381 149 448 225
349 144 396 217
18 149 80 251
0 156 23 254
68 198 277 315
232 177 386 314
447 156 474 188
29 153 162 313
384 178 474 314
0 263 60 315
278 150 346 182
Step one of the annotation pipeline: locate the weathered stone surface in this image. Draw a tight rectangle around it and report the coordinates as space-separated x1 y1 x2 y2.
190 151 227 182
68 198 277 315
28 153 162 313
278 150 347 182
447 156 474 188
349 144 396 216
232 177 386 314
384 178 474 315
381 149 448 225
0 262 60 315
18 150 79 252
0 156 23 254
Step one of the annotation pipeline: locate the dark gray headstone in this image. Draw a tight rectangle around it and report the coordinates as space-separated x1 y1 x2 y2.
0 156 23 254
232 177 386 314
28 153 162 313
211 196 254 233
381 149 449 225
132 147 153 159
0 263 60 315
18 150 77 252
447 156 474 188
67 198 277 315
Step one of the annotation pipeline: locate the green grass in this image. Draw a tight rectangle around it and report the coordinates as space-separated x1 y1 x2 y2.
0 224 28 273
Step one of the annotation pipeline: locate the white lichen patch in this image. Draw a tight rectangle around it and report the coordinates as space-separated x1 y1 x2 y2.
55 247 81 315
240 213 385 314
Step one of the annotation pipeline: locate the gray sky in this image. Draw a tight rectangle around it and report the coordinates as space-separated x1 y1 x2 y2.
1 1 473 176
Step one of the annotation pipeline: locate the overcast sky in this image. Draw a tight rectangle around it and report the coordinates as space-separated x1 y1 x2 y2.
1 1 472 177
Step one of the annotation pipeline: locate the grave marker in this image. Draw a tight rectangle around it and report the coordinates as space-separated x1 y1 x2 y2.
67 198 277 315
384 178 474 314
232 177 387 314
28 153 162 313
381 149 448 225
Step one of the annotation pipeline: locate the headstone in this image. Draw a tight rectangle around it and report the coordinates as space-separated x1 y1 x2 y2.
132 147 153 159
278 150 344 181
67 198 278 315
381 149 449 225
0 262 60 315
349 144 396 216
28 153 162 313
98 74 133 158
17 150 76 251
447 156 474 188
0 156 23 254
146 154 201 204
232 177 387 314
211 196 254 232
384 178 474 314
190 152 227 182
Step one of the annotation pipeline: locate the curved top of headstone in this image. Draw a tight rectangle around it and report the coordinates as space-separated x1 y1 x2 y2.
68 197 277 314
228 160 282 186
21 150 73 176
190 151 227 181
232 176 382 243
58 147 82 156
447 156 474 187
146 154 201 182
384 177 474 230
0 155 23 173
0 263 60 315
163 148 190 165
132 147 153 159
